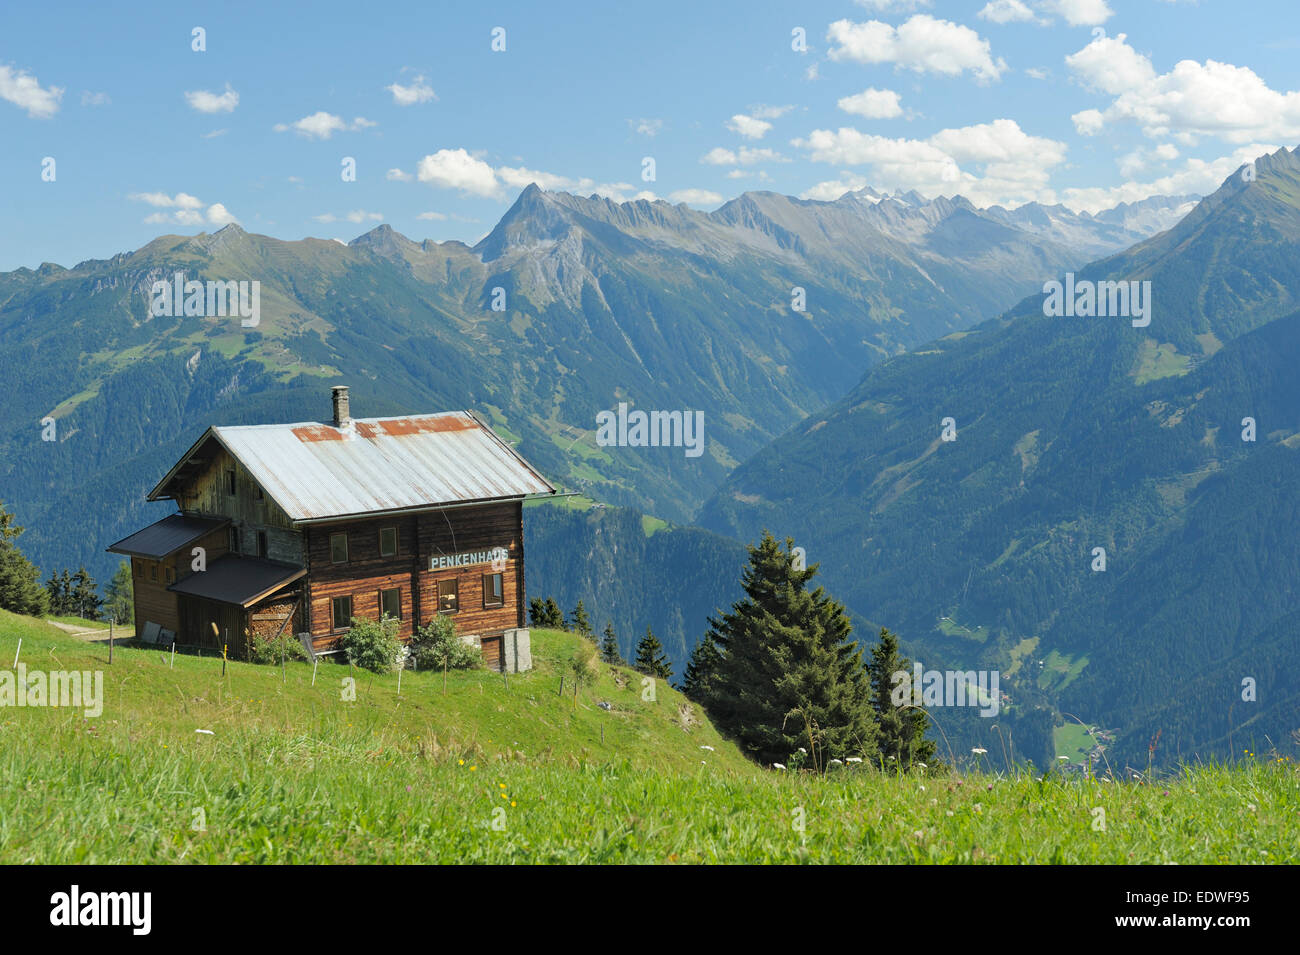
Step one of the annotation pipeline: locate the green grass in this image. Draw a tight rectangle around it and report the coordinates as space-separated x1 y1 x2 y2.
45 615 115 630
2 610 1295 864
1133 338 1192 384
1054 723 1096 763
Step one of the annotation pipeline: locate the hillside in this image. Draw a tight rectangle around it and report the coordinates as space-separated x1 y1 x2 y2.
0 185 1190 585
699 147 1300 767
2 610 1292 864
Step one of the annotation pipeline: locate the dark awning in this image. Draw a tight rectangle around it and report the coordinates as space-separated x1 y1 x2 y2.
107 513 230 559
168 555 306 608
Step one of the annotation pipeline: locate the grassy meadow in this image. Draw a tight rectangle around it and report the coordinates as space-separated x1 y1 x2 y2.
0 610 1295 864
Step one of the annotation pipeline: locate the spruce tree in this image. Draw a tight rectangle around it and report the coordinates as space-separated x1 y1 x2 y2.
633 627 672 680
703 531 878 767
543 597 564 630
570 599 592 639
600 622 622 664
679 632 722 703
0 503 50 617
528 597 545 628
104 560 134 625
866 627 937 770
70 566 102 620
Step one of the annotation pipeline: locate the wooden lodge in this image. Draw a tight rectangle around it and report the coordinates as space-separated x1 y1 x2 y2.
107 386 555 670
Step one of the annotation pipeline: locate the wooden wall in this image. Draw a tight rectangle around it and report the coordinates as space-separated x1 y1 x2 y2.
173 442 305 565
303 501 525 651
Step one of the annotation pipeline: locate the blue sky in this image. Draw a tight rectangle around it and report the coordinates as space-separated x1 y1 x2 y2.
3 0 1298 270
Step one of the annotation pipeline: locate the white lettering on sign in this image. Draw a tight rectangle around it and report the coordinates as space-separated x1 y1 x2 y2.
429 547 508 572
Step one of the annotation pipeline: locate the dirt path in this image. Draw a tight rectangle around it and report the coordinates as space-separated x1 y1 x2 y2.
45 620 126 642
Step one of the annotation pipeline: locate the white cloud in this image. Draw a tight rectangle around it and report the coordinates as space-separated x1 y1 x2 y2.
854 0 931 9
667 189 724 207
417 148 502 197
81 90 110 107
1118 143 1180 178
417 211 447 220
201 128 228 139
827 15 1007 83
206 203 239 226
184 84 239 114
386 76 436 105
1065 33 1155 96
315 210 384 224
387 168 413 182
1066 34 1300 143
1062 144 1274 213
701 146 787 166
273 111 374 139
727 114 773 139
0 64 63 118
129 191 236 226
631 118 664 136
793 118 1067 207
838 87 903 119
800 174 875 201
751 105 794 120
977 0 1039 24
1047 0 1113 27
1025 67 1049 80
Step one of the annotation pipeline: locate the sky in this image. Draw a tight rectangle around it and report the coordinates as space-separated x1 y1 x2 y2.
2 0 1299 270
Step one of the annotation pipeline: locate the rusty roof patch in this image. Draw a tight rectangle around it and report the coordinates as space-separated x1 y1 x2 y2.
292 425 345 442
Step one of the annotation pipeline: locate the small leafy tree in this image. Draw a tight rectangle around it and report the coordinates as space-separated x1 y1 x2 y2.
411 614 481 692
340 614 403 673
600 622 622 664
634 627 672 680
247 630 309 665
568 647 597 709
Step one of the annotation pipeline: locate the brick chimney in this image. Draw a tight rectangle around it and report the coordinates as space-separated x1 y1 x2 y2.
332 385 351 427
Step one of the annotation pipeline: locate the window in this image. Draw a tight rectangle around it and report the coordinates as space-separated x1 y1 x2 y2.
165 566 175 585
330 533 348 563
437 579 458 614
226 469 237 496
331 596 353 631
257 531 268 558
379 526 397 557
229 526 240 555
134 560 141 578
380 587 401 620
149 562 157 582
483 573 504 608
254 484 264 502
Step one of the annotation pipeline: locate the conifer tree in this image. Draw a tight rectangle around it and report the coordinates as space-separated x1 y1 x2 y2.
633 626 673 680
104 560 134 625
570 598 592 639
679 632 722 703
866 627 937 770
543 597 565 630
528 597 546 628
703 531 878 767
0 503 49 617
600 622 622 664
70 566 102 620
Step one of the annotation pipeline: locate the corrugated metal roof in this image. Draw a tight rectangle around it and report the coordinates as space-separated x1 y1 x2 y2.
168 555 306 607
107 513 230 558
171 411 554 522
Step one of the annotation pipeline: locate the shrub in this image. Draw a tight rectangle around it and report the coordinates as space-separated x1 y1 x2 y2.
246 630 309 666
340 615 403 673
410 614 480 671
